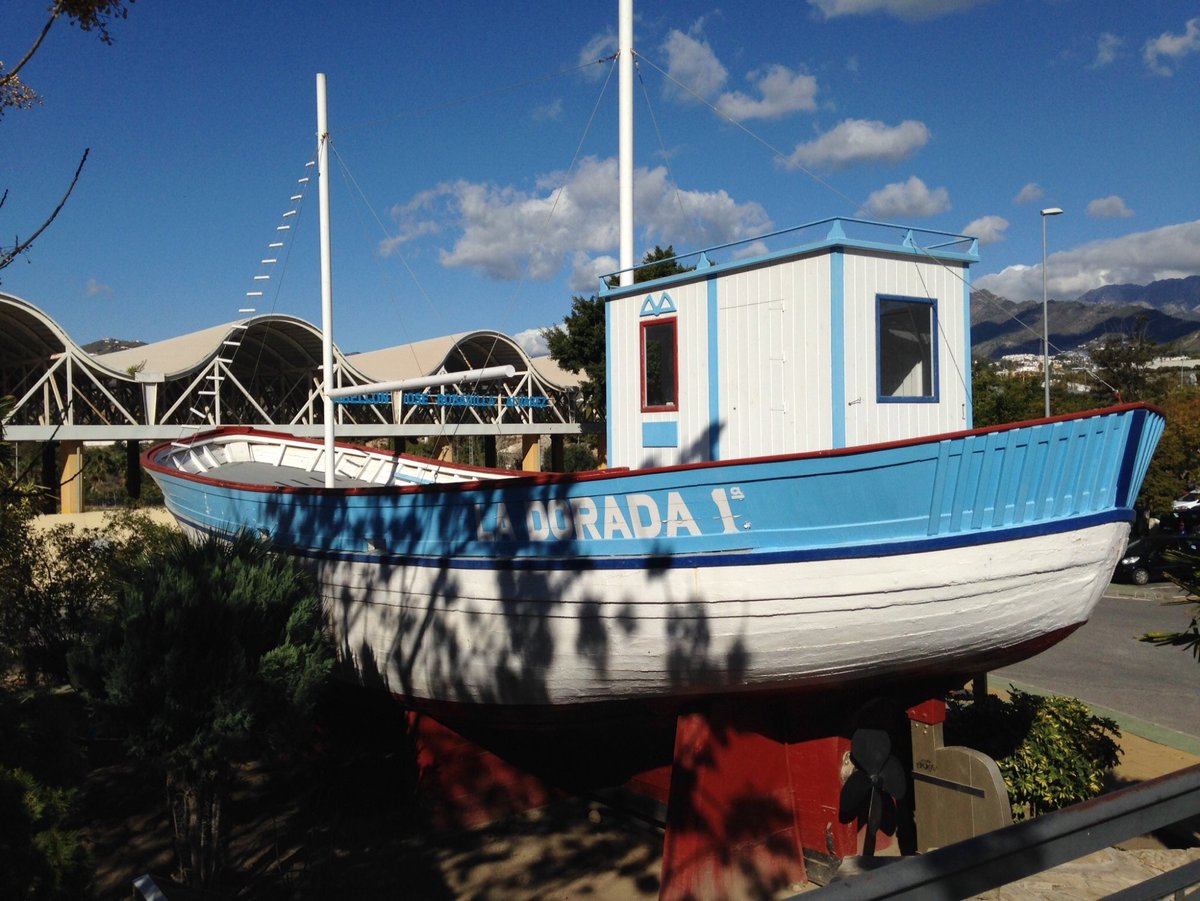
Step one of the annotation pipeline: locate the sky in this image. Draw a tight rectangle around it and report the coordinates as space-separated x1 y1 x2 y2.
4 0 1199 356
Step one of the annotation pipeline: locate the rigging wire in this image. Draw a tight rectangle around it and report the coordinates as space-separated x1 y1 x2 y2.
337 57 613 134
632 53 692 248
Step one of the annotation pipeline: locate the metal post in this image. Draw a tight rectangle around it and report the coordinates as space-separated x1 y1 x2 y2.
618 0 634 287
1041 207 1063 418
317 73 336 487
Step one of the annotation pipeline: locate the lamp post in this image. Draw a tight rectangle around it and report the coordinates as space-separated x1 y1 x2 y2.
1041 207 1063 417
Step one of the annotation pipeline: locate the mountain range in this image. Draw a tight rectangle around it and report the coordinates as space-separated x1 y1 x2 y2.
971 275 1200 360
83 275 1200 364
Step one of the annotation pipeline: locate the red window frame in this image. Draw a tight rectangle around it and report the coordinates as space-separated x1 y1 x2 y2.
640 317 678 412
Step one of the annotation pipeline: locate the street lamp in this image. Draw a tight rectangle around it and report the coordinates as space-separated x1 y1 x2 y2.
1041 207 1064 417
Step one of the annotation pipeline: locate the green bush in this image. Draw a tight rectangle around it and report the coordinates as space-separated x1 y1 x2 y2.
0 765 92 900
946 687 1122 820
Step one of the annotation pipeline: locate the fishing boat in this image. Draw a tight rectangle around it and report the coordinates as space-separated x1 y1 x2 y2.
142 4 1164 726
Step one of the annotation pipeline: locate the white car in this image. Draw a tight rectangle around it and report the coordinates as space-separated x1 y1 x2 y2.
1173 492 1200 510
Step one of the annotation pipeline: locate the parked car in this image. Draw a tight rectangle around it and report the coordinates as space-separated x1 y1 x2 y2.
1113 535 1200 585
1173 492 1200 510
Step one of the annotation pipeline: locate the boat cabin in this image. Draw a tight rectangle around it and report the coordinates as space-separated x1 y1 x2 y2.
601 217 979 469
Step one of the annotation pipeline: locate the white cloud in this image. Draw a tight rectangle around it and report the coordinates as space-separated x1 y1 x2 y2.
385 156 771 285
1090 33 1122 69
578 30 617 80
808 0 989 22
568 252 618 293
1087 195 1134 218
379 189 445 256
785 119 929 170
1013 183 1044 205
662 28 728 101
511 327 550 357
715 65 819 121
962 215 1008 246
532 98 563 122
1144 17 1200 76
86 278 113 297
859 176 950 218
974 220 1200 301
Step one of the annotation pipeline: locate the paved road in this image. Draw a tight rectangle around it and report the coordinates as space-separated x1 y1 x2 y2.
992 584 1200 741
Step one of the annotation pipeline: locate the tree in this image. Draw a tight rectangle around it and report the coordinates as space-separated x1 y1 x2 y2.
543 246 694 419
1 1 134 275
72 532 333 889
970 361 1045 428
0 508 173 685
1088 316 1163 404
1138 388 1200 514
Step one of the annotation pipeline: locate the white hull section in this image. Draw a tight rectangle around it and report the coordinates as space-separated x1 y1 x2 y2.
311 521 1126 709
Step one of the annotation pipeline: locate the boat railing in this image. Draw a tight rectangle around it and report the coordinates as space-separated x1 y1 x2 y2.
163 432 515 487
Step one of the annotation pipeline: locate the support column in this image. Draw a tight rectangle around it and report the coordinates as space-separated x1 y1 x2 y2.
57 440 84 514
484 435 497 468
40 442 58 514
550 434 564 472
521 435 540 472
125 440 142 499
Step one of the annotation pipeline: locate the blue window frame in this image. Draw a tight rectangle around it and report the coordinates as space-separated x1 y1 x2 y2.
877 296 937 402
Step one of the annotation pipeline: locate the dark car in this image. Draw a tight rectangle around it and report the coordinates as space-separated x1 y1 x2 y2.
1113 535 1200 585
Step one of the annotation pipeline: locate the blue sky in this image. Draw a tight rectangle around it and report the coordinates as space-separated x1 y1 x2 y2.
5 0 1199 355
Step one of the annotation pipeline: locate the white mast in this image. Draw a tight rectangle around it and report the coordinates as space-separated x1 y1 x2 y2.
618 0 634 287
317 73 336 488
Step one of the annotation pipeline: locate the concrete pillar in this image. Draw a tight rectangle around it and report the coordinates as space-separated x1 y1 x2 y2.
521 435 540 472
58 440 84 515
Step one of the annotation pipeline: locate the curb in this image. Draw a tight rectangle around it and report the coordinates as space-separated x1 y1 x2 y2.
999 677 1200 758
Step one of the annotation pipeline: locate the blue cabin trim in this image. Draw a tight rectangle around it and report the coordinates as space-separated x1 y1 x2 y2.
605 300 614 460
963 265 974 427
706 275 721 461
875 294 940 405
830 250 847 449
600 217 979 302
643 420 679 448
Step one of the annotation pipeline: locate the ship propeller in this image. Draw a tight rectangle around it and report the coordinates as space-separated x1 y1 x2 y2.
838 726 908 856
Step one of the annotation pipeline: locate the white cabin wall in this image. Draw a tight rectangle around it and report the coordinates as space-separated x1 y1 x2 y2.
840 252 969 447
717 256 832 459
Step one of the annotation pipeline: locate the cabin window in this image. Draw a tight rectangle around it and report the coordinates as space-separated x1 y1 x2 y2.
878 296 936 401
641 318 678 411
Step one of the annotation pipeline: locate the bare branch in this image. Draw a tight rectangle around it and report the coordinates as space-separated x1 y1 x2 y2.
0 10 60 89
0 148 89 271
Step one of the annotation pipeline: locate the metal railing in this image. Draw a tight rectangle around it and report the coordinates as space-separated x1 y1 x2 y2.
802 763 1200 899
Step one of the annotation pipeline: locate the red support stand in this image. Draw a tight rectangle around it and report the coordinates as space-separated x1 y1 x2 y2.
406 711 559 830
659 698 864 899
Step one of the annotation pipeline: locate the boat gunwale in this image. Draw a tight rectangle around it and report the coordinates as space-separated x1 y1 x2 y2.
141 401 1161 498
164 506 1133 570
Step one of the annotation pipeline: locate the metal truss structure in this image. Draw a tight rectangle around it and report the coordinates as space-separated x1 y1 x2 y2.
1 292 586 444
